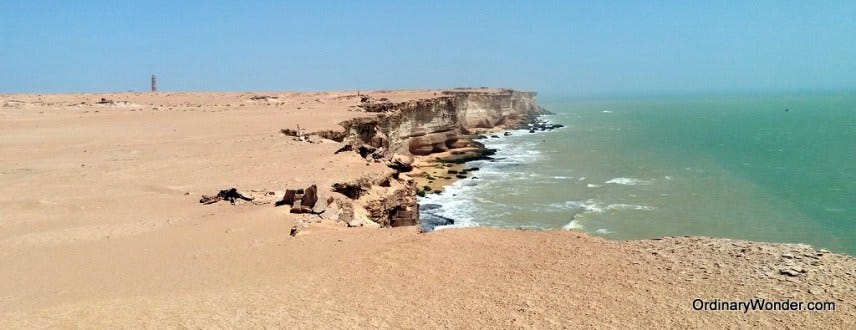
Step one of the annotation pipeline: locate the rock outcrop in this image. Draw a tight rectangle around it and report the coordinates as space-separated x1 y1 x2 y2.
311 89 546 228
336 89 546 157
327 172 419 227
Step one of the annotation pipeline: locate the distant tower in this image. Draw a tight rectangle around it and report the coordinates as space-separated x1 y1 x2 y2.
151 74 157 92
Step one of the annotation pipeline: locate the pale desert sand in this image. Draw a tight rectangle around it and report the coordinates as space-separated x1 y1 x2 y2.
1 91 853 328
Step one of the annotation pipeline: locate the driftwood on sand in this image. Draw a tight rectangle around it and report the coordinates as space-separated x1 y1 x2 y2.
199 188 254 205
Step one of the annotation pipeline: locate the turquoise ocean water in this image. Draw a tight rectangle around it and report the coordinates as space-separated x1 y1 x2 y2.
420 93 856 255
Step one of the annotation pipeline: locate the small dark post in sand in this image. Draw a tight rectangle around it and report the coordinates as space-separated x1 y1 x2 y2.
151 74 157 92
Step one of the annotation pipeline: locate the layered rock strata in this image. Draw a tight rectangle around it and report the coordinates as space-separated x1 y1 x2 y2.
316 89 546 228
337 89 545 156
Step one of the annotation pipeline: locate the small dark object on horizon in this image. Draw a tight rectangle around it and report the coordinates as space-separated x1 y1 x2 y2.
250 95 278 101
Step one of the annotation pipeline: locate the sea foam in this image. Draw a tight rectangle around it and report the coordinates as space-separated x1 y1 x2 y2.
419 126 547 230
606 204 654 211
563 220 584 230
605 177 653 185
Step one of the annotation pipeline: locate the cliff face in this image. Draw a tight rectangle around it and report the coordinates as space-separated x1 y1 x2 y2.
338 89 546 156
320 89 545 228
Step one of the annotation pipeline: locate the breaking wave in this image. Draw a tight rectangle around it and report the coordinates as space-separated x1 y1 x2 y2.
605 177 653 185
419 125 549 230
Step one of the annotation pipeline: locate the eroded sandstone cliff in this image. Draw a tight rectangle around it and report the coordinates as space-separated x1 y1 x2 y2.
337 89 545 155
313 89 546 228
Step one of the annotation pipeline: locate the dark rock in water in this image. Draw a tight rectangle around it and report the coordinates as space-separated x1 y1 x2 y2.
524 118 566 133
466 167 480 171
490 135 500 138
503 132 512 136
455 174 467 179
435 145 496 164
447 170 459 174
474 135 488 140
420 212 455 231
421 203 442 211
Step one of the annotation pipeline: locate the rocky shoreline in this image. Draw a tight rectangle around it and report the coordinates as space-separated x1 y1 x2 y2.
414 116 567 231
290 88 551 230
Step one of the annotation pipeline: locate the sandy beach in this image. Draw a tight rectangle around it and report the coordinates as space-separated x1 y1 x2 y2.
1 90 854 328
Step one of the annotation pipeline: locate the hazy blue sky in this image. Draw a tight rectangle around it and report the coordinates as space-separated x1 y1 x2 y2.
2 1 855 97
